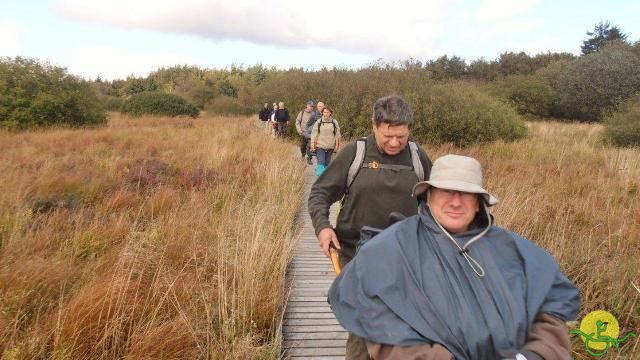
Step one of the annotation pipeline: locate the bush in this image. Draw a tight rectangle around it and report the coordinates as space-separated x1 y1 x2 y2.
204 96 253 116
603 94 640 147
121 92 199 118
553 44 640 121
0 57 107 129
488 74 555 117
252 69 527 146
101 96 124 111
409 82 528 147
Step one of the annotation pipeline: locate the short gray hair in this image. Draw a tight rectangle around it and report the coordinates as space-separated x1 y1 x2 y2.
372 95 414 127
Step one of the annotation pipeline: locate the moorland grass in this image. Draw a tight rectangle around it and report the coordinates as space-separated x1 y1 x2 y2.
0 116 637 359
0 113 304 358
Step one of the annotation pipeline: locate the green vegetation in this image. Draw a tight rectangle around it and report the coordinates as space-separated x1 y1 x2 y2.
121 91 199 118
603 94 640 147
0 57 106 129
581 21 628 56
554 43 640 121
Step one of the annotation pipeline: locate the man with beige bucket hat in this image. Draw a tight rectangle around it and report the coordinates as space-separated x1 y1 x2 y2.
329 154 580 360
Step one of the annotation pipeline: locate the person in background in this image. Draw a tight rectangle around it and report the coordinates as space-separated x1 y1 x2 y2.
329 154 580 360
308 95 433 359
295 100 317 164
274 101 290 137
269 102 278 137
310 105 341 176
258 103 271 129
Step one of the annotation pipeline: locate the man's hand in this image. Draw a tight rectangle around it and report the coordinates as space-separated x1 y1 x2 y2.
318 227 340 257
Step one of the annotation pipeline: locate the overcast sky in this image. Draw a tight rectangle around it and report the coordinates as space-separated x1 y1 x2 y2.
1 0 639 80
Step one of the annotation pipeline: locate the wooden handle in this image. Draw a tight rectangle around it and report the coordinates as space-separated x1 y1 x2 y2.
330 247 341 275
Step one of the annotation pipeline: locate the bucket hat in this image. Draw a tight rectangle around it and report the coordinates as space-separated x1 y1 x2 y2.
412 154 498 206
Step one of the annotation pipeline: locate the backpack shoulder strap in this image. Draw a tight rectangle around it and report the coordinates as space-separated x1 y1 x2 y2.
347 139 367 189
408 141 424 181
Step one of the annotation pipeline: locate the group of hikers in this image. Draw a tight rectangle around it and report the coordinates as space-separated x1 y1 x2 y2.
262 95 580 359
259 100 341 176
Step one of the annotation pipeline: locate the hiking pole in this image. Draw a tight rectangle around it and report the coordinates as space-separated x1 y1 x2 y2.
329 245 341 275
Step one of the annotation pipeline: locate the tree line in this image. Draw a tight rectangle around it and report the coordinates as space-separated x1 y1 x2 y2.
1 22 638 146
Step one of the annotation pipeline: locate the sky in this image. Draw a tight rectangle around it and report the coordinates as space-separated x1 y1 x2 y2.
1 0 639 80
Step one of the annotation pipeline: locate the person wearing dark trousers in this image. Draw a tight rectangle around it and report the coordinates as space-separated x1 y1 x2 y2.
274 101 290 138
295 100 317 164
258 103 271 129
308 96 433 359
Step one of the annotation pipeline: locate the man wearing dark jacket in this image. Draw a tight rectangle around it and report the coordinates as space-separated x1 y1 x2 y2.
274 101 290 137
308 95 432 360
258 103 271 127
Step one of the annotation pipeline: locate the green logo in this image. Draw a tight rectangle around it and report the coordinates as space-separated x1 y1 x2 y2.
569 310 637 357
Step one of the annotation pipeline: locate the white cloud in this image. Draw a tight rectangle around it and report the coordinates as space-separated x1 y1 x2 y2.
54 0 453 60
67 45 198 80
0 18 22 57
475 0 540 23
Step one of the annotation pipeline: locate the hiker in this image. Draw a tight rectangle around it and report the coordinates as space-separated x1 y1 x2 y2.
295 100 317 164
274 101 290 137
329 154 581 360
269 102 278 137
310 105 341 176
308 95 433 359
258 103 271 128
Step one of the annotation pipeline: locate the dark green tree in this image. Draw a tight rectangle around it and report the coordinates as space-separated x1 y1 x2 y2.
581 21 628 55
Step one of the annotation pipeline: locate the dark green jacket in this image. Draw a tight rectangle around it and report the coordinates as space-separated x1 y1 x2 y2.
308 134 432 257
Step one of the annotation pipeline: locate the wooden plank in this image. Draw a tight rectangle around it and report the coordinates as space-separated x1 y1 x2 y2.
283 324 345 332
285 307 333 313
285 312 336 319
285 332 348 340
284 339 346 348
287 296 328 302
284 318 340 326
285 347 346 356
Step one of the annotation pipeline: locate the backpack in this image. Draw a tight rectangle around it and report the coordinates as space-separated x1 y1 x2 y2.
317 119 337 136
346 138 424 190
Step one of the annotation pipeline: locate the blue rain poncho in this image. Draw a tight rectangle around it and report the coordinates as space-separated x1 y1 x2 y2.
328 204 580 359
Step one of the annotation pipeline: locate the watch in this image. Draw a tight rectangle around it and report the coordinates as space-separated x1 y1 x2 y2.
515 353 527 360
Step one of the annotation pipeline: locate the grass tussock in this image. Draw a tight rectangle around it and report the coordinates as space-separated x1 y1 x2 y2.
426 121 639 359
0 114 304 359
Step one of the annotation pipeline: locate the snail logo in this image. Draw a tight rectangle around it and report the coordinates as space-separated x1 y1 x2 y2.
569 310 637 357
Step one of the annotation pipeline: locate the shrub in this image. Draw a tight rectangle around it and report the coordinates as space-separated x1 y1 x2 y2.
121 92 199 118
0 57 107 129
603 94 640 147
204 96 253 116
409 82 528 147
488 74 555 117
101 96 124 111
553 44 640 121
253 69 527 146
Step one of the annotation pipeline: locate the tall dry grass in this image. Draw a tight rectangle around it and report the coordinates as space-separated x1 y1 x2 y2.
0 114 305 359
425 121 639 359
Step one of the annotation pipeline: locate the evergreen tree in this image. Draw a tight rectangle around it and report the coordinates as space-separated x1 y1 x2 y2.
581 21 628 55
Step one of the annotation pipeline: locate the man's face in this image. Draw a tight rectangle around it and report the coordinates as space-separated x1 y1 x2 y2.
317 102 325 114
305 104 313 112
372 122 410 155
428 188 479 234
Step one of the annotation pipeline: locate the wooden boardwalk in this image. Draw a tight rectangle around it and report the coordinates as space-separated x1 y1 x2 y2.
282 164 347 359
